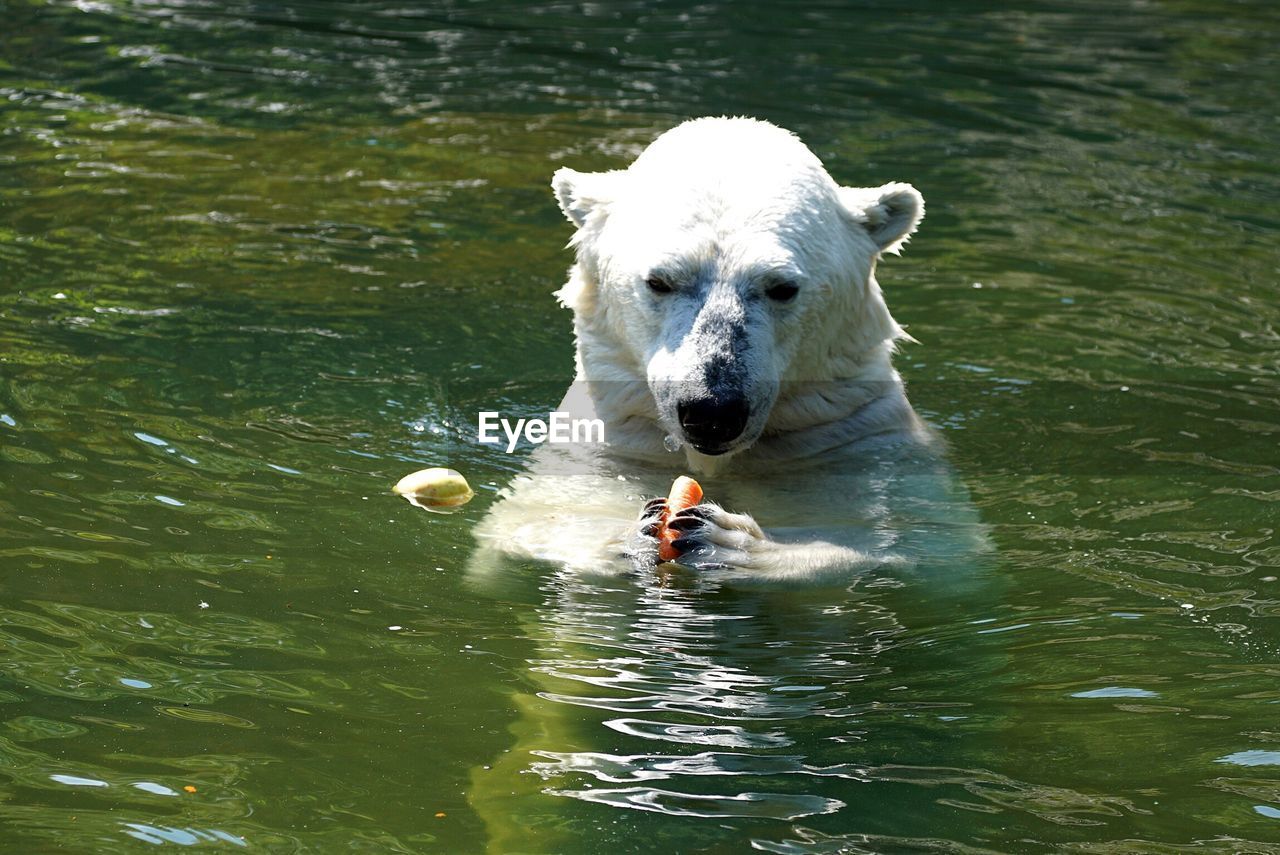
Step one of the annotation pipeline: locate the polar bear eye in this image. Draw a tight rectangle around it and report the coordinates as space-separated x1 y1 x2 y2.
765 282 800 303
645 275 675 295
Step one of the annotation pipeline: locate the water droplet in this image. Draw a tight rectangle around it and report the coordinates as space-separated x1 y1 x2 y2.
663 433 683 453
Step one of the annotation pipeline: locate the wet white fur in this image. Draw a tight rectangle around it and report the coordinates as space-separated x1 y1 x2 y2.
551 117 924 470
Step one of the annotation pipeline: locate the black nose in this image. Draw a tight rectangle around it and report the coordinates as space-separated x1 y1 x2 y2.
677 394 750 453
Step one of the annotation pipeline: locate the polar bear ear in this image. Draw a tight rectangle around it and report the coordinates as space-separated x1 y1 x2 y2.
552 168 625 228
840 182 925 255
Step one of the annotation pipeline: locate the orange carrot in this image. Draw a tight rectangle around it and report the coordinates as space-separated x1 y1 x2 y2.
657 475 704 562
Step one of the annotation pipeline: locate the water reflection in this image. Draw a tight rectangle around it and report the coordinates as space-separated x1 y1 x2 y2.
467 547 1210 851
472 555 995 849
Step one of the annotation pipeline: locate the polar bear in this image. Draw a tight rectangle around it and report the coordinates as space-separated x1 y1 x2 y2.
469 116 974 584
464 118 993 853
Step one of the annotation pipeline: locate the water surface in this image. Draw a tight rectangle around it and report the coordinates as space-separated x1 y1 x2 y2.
2 1 1279 851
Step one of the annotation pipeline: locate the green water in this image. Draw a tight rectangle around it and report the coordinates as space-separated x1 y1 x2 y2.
2 1 1279 851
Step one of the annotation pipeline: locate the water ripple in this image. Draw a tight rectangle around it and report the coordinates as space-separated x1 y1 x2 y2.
555 786 843 820
4 1 1280 851
601 718 792 749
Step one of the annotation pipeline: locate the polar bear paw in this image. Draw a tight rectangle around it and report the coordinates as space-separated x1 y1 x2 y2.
664 503 771 572
626 497 668 566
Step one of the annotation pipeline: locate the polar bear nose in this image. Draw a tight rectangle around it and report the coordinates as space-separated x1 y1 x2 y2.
677 394 751 453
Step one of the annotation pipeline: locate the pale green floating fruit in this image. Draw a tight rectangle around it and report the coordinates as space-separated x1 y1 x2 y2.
392 467 474 510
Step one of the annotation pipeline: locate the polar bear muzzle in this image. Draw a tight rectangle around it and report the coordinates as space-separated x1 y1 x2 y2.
677 392 751 455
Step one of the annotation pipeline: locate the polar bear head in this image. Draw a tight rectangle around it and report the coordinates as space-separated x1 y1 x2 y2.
552 117 922 460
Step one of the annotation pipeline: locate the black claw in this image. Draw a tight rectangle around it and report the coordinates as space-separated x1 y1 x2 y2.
640 521 660 538
670 536 701 553
638 497 667 520
665 515 706 533
668 507 712 526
